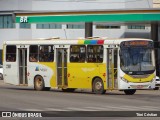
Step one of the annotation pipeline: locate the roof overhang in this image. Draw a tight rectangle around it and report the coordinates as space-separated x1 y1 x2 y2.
14 9 160 23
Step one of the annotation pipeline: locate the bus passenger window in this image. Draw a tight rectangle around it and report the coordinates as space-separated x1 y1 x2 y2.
29 45 38 62
87 45 103 63
6 45 16 62
39 45 54 62
29 55 37 62
70 45 86 63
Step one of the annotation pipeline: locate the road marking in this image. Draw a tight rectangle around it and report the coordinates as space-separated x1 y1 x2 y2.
84 107 112 111
45 108 70 111
121 106 160 110
119 106 149 110
17 105 160 112
85 106 142 111
103 105 160 111
140 106 160 110
104 106 137 111
18 108 44 111
66 107 97 111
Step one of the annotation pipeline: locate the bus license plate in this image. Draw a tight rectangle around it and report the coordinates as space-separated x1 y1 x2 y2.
137 85 144 89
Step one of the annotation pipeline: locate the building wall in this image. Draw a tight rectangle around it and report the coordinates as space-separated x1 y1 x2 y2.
0 0 32 11
124 24 151 38
0 0 153 52
32 0 126 11
152 0 160 74
0 0 125 50
153 0 160 8
125 0 153 8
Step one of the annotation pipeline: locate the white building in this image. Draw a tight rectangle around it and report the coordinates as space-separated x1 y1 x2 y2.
0 0 153 64
153 0 160 8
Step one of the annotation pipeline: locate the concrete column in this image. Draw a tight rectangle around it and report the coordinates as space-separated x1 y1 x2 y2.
85 22 93 38
151 23 159 76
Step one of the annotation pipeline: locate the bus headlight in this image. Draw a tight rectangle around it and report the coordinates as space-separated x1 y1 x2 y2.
150 77 156 83
121 77 128 83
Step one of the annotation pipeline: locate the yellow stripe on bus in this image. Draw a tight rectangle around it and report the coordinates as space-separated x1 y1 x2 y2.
123 73 155 83
78 40 84 44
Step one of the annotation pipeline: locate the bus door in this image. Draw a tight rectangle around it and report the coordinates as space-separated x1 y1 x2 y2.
106 48 118 89
18 48 28 85
3 45 18 85
56 48 68 87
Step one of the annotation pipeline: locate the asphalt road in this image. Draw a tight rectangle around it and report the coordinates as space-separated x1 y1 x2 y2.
0 80 160 120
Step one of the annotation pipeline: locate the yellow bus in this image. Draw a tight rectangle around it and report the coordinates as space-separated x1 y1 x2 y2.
3 38 156 95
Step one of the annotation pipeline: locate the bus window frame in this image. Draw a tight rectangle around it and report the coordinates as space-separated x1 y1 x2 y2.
87 45 104 63
70 45 86 63
29 45 38 62
39 45 55 62
6 45 17 62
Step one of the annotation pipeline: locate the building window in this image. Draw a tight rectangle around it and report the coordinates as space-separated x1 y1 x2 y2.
20 23 31 29
36 23 62 29
67 24 85 29
6 46 16 62
96 25 120 29
128 25 145 29
0 15 15 28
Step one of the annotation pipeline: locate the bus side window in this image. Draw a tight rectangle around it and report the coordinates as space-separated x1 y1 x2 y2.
87 45 103 63
6 45 16 62
70 45 86 63
29 45 38 62
39 45 54 62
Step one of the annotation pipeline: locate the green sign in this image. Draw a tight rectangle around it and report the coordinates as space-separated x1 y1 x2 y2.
16 13 160 23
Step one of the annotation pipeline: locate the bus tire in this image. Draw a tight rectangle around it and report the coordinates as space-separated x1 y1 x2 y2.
0 73 3 80
153 87 159 90
34 76 45 91
62 88 75 92
92 78 106 94
124 89 136 95
44 87 51 91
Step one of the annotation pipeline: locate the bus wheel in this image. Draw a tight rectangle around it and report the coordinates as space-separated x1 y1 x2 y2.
44 87 51 91
34 76 45 91
153 87 159 90
0 73 3 80
62 88 75 92
92 78 106 94
124 89 136 95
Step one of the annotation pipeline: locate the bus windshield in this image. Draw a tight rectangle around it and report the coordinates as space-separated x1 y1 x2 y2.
120 47 155 75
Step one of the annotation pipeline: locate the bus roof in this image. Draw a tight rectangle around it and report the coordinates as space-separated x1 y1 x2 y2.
4 38 152 45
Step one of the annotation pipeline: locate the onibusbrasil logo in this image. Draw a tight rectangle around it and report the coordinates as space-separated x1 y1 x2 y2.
1 112 42 118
